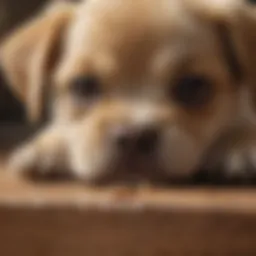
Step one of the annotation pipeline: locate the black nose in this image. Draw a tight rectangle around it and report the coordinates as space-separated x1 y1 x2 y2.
115 127 159 154
136 129 159 153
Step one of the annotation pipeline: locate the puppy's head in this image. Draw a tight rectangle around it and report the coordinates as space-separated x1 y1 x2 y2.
1 0 255 182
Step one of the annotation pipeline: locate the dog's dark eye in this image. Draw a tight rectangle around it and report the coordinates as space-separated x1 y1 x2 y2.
171 75 213 107
70 76 100 98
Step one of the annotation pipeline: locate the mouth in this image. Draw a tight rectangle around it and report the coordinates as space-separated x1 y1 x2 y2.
89 152 172 185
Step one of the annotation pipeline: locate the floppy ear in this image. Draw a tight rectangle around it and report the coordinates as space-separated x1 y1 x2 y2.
188 0 256 111
0 2 76 123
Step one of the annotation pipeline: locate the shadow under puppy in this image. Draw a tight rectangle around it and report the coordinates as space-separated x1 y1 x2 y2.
1 0 256 184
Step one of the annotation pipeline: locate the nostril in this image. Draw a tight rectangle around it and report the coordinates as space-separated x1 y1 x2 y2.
113 127 134 151
116 133 132 150
135 129 159 154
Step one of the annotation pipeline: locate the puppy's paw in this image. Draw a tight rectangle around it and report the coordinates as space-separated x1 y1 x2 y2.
8 144 37 175
8 143 46 179
7 128 69 181
204 126 256 183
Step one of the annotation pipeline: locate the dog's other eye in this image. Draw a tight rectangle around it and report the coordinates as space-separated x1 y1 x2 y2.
70 76 100 98
171 75 213 107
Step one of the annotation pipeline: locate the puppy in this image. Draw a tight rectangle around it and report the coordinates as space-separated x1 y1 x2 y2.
1 0 256 183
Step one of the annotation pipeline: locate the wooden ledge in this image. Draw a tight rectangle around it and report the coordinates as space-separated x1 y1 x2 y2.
0 173 256 256
0 175 256 214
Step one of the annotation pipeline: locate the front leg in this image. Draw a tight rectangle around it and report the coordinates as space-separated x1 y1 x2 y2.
7 125 70 180
203 124 256 183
